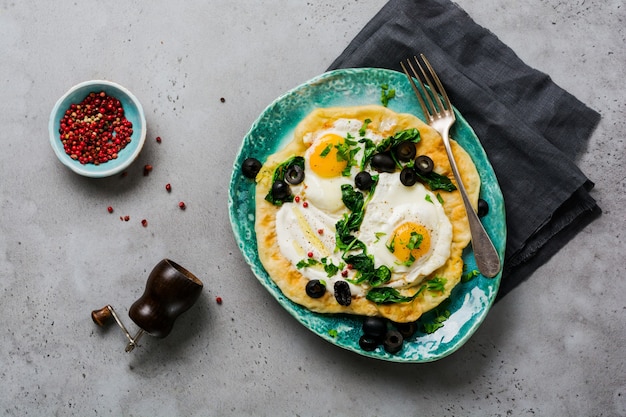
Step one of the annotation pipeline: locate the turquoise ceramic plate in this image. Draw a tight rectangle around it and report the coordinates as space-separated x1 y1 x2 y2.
228 68 506 362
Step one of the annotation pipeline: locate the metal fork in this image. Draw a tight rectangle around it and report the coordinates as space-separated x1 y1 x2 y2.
401 54 501 278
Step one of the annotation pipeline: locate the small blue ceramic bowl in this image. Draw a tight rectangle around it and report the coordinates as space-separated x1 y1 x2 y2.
49 80 146 178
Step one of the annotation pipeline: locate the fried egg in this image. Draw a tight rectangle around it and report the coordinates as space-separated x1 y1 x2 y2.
358 174 452 288
274 116 452 295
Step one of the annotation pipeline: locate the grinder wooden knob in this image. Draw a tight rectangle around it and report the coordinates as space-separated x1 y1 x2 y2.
129 259 204 338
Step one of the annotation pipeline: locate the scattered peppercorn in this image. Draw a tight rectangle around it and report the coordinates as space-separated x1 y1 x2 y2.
216 296 223 305
302 201 309 208
156 136 162 143
124 215 130 221
165 183 172 192
220 97 225 103
141 219 148 227
143 164 153 176
107 206 113 213
178 201 186 210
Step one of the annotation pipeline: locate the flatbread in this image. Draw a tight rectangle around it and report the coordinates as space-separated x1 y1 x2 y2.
255 105 480 323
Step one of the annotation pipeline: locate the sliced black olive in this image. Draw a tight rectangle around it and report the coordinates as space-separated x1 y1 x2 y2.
284 164 305 185
334 281 352 306
415 155 434 175
271 180 290 200
399 166 418 186
362 316 387 340
477 198 489 217
393 141 417 162
355 171 374 191
358 335 379 352
242 157 262 179
395 321 417 339
371 152 396 173
383 329 404 354
305 280 326 298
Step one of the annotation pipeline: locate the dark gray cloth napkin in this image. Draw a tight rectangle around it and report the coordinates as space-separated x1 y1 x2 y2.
328 0 601 299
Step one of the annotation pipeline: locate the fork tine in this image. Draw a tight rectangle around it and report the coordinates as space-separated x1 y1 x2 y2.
400 60 431 120
419 54 453 113
409 56 441 117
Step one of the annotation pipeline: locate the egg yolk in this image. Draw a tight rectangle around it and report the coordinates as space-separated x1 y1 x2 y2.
388 222 431 265
308 134 348 178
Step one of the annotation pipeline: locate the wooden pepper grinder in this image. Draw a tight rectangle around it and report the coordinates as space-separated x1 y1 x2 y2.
91 259 204 352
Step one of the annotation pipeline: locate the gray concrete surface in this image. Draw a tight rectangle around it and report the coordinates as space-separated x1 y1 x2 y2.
1 1 624 416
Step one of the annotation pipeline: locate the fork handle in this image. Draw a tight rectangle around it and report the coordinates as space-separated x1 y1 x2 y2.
440 129 501 278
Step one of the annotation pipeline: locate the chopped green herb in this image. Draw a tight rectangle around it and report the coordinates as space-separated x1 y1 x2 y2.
400 253 416 267
427 277 447 293
359 118 372 136
358 137 377 170
407 232 423 250
321 258 344 278
436 193 444 204
296 258 320 269
386 236 396 253
319 144 332 157
380 84 396 107
461 269 480 283
328 329 338 338
374 232 386 243
425 194 433 204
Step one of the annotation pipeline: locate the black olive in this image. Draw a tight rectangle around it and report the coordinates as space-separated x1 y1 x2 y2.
358 335 379 352
355 171 374 191
399 166 418 186
362 317 387 340
477 198 489 217
284 164 305 185
383 329 404 354
393 141 417 162
334 281 351 306
242 157 262 179
395 321 418 339
371 152 396 173
415 155 434 175
271 180 290 200
305 280 326 298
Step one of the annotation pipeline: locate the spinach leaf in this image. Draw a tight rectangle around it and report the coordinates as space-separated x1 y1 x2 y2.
416 171 457 192
376 128 421 153
264 156 305 205
366 286 421 304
